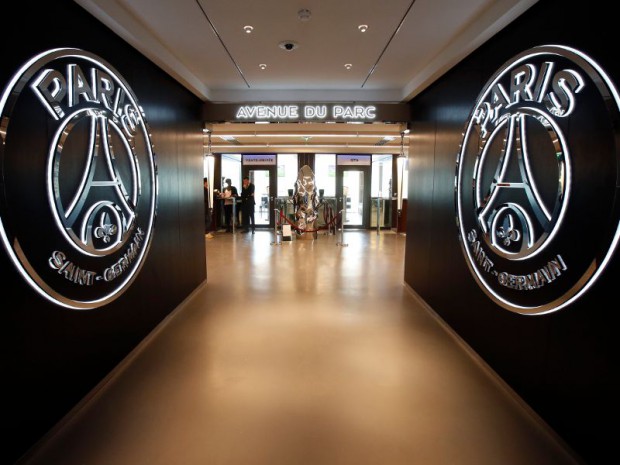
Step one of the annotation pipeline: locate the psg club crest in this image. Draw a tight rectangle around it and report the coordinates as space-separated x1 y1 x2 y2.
455 45 620 314
0 48 157 309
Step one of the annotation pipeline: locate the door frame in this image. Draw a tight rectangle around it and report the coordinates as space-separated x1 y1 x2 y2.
335 164 372 229
242 162 278 229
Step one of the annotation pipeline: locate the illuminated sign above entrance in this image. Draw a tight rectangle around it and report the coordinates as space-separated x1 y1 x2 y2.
337 154 371 165
235 104 377 121
455 45 620 315
203 102 410 123
243 154 276 165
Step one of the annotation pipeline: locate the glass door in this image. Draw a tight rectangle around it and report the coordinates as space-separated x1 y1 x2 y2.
370 154 394 229
242 165 277 229
336 166 371 229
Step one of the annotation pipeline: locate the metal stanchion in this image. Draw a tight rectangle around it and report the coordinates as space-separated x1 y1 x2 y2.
376 196 381 235
231 198 237 234
271 208 282 245
336 206 348 247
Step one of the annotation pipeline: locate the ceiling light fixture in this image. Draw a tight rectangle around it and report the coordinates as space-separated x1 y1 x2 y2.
219 135 241 145
375 135 398 146
358 24 368 32
344 63 352 70
211 144 401 150
213 133 408 138
298 9 311 21
243 25 253 34
259 64 267 70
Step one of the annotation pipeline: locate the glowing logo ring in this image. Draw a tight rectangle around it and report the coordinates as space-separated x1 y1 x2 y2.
455 45 620 314
0 48 157 309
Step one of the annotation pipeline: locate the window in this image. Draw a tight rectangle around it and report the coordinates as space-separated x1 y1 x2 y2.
277 154 298 196
314 154 336 197
220 154 242 191
371 154 393 199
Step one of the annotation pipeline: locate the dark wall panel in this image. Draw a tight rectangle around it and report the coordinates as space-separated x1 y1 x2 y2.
404 1 618 464
405 118 435 292
1 2 206 463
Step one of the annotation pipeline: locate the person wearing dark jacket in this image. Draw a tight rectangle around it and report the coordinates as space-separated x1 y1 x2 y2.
240 176 256 234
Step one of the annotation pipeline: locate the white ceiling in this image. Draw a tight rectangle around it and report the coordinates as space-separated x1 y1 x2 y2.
75 0 538 153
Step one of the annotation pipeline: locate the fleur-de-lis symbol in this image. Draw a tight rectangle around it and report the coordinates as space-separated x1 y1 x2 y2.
94 214 118 244
496 214 521 246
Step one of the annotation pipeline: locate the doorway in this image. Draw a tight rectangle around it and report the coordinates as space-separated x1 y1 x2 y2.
242 164 277 229
336 164 371 229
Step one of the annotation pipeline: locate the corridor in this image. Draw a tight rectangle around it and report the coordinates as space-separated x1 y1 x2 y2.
18 230 582 465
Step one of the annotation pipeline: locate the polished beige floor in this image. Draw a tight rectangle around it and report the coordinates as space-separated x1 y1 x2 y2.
19 230 584 465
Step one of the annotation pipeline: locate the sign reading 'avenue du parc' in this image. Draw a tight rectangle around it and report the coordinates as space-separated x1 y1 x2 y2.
203 102 411 123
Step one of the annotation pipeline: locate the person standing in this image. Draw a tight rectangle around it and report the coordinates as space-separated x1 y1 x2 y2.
221 178 238 232
203 178 214 239
240 176 256 234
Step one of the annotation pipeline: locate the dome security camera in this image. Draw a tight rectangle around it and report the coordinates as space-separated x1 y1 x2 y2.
279 41 299 51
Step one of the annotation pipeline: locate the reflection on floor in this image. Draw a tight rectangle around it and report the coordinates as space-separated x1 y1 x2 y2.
18 230 583 465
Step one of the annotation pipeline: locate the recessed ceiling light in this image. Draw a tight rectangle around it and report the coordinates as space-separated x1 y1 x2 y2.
358 24 368 32
259 64 267 70
243 25 254 34
298 9 311 21
344 63 352 70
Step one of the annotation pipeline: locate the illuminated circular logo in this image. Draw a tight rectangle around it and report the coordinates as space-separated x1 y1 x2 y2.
0 48 157 309
455 45 620 314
